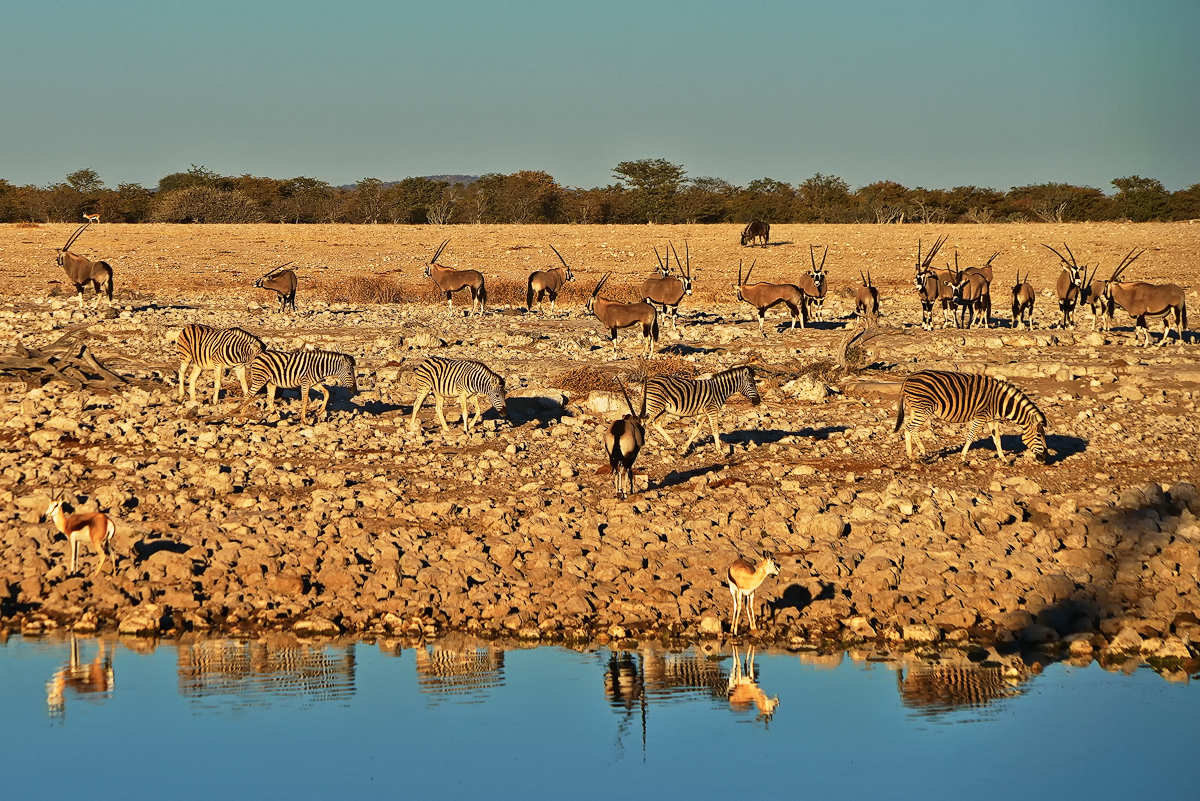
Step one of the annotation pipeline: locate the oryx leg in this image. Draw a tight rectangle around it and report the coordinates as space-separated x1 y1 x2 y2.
409 388 431 432
610 329 619 353
446 293 454 316
758 311 767 338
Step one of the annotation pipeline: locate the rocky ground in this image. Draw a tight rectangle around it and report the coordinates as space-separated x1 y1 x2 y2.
1 222 1198 675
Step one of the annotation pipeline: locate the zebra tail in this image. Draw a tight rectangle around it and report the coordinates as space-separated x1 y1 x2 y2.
893 394 906 433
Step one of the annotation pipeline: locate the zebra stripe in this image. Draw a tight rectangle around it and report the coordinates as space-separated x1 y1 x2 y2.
176 323 265 404
893 370 1047 461
240 348 357 423
643 365 761 455
410 356 507 433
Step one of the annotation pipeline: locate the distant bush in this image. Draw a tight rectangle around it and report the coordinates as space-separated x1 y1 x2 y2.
151 186 265 223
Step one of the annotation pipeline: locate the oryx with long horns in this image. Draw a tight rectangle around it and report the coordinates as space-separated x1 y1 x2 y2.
854 269 880 327
586 273 659 357
1011 268 1036 329
913 236 955 330
254 262 298 313
734 259 808 337
526 244 575 314
426 239 487 316
641 241 693 330
53 222 113 309
797 245 829 322
603 377 646 500
1102 248 1187 346
952 251 994 329
1043 242 1088 328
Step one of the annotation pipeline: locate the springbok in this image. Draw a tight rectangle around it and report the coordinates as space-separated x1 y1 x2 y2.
586 274 659 357
1011 270 1035 329
603 378 645 499
641 241 693 329
45 495 115 575
796 245 828 321
740 220 770 247
254 263 298 313
913 236 954 330
728 555 779 635
82 213 100 224
53 222 113 309
1043 243 1087 328
1103 248 1187 346
526 244 574 314
426 239 486 316
734 259 808 336
855 269 880 327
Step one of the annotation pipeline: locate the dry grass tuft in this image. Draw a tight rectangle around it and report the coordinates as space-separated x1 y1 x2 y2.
309 276 415 304
551 365 614 394
624 355 699 384
14 221 40 229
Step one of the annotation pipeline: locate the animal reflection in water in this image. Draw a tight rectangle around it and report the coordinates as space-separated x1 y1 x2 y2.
176 640 355 704
897 662 1029 718
604 646 780 744
413 642 505 700
46 637 114 719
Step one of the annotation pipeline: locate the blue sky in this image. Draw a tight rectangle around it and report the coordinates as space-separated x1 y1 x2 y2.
2 0 1197 191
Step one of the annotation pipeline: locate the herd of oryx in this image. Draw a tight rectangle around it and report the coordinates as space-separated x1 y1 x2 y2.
47 220 1191 490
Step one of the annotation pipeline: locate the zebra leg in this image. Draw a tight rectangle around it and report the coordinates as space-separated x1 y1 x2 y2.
680 417 706 454
652 417 677 448
234 365 249 399
458 391 472 432
990 421 1005 459
409 388 430 432
435 395 451 432
315 383 331 419
212 367 223 405
265 383 278 412
961 419 983 457
299 381 313 423
708 412 725 456
187 364 204 403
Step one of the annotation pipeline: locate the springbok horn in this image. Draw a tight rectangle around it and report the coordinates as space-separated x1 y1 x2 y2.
549 244 571 270
61 222 90 252
430 238 450 265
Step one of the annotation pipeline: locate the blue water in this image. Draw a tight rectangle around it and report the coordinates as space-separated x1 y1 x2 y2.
1 637 1197 800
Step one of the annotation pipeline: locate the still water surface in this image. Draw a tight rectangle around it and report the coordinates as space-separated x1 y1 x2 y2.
2 636 1197 800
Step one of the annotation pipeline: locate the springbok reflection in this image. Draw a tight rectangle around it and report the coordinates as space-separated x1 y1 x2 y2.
414 640 505 700
177 639 355 705
897 660 1030 719
46 637 114 719
728 646 779 724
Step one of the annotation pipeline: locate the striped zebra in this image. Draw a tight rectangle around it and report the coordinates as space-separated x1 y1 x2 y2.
893 370 1048 462
238 348 357 423
643 365 761 456
409 356 507 434
176 323 265 405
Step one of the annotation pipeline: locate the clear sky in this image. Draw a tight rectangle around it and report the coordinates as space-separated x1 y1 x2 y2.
2 0 1197 192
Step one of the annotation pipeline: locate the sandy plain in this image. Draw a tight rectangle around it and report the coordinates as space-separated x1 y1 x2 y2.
1 222 1198 669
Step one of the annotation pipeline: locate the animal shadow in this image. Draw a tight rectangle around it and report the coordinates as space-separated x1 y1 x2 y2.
657 463 727 489
768 581 834 615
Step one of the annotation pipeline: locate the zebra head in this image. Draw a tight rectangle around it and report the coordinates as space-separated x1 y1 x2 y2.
740 366 762 406
488 374 507 418
336 354 358 393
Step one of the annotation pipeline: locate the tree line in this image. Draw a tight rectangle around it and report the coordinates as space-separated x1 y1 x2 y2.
2 160 1197 225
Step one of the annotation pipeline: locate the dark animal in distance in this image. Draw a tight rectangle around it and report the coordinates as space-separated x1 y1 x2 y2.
740 220 770 247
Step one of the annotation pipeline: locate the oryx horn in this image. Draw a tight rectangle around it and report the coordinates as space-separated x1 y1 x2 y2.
257 261 294 282
61 222 91 252
549 243 571 270
430 238 450 265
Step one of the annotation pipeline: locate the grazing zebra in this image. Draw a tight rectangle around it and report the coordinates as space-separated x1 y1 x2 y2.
409 356 507 434
238 348 357 423
176 324 266 405
893 370 1047 462
643 366 761 456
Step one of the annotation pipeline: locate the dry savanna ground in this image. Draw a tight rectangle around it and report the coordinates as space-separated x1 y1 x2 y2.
2 222 1199 676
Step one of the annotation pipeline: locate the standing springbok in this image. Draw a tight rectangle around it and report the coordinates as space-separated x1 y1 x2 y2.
526 244 574 314
728 555 779 635
734 259 808 336
82 213 100 224
426 239 486 316
913 236 954 330
53 222 113 309
45 495 115 575
642 365 761 456
1103 248 1187 346
855 269 880 327
1043 243 1087 328
641 241 693 330
603 378 645 499
254 263 298 313
740 220 770 247
1011 270 1035 329
797 245 828 321
586 274 659 357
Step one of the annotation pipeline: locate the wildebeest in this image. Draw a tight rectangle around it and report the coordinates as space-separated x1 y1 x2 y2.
53 222 113 309
740 220 770 247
